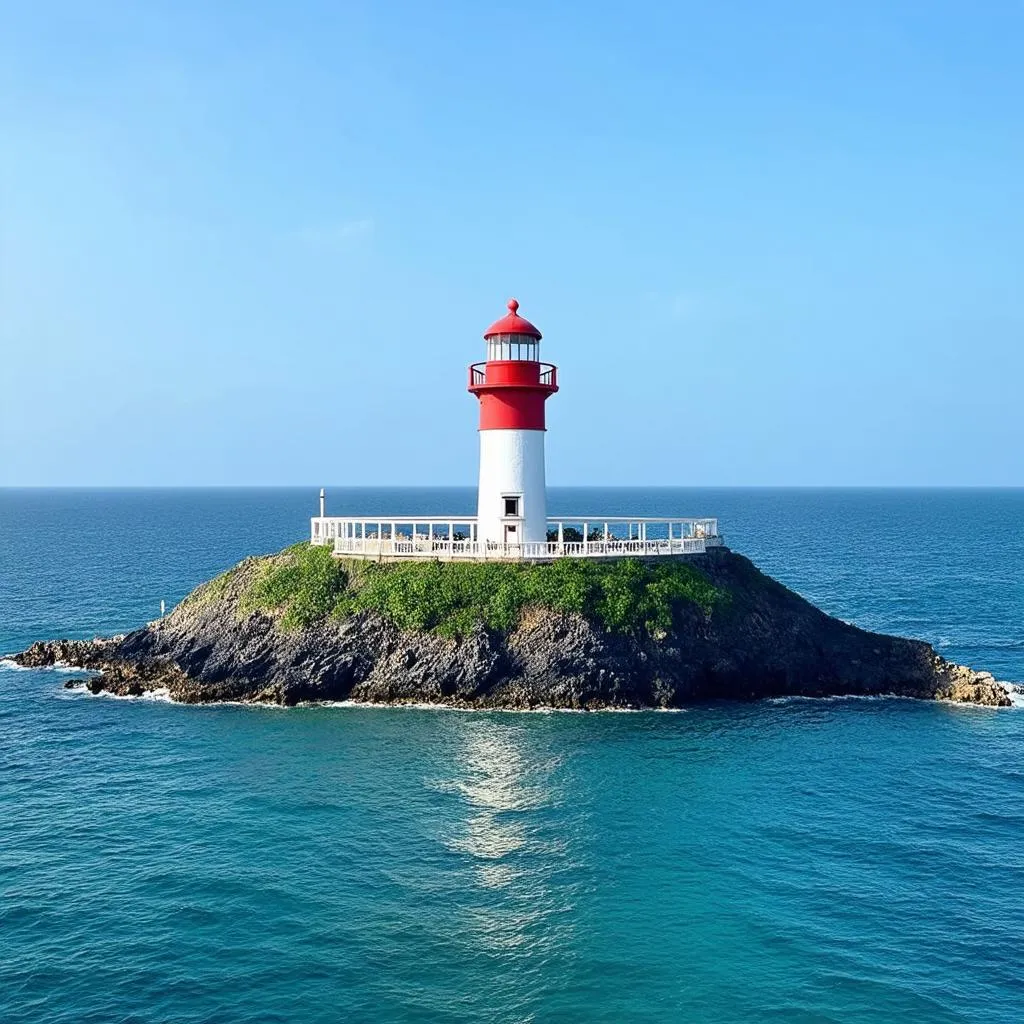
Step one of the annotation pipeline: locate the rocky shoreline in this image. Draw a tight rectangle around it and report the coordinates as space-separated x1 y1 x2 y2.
8 548 1012 709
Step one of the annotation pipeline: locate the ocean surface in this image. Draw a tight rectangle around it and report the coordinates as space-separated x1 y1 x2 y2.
2 487 1023 1023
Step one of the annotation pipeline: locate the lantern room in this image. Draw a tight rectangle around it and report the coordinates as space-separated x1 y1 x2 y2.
483 299 542 362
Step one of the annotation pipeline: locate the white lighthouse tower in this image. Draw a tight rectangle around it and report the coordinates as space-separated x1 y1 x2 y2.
310 297 720 560
468 299 559 549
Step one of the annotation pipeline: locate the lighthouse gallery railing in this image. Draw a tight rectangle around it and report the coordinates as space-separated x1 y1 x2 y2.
310 516 721 560
469 362 557 388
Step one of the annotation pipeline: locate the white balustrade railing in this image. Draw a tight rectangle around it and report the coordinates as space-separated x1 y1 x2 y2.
310 515 721 560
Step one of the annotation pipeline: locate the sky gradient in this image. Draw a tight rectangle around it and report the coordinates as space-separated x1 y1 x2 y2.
1 1 1021 486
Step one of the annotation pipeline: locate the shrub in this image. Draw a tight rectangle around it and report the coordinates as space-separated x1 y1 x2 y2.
238 546 723 638
336 555 720 637
241 543 349 630
547 526 584 542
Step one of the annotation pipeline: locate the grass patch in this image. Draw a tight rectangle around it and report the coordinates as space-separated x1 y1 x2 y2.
237 544 723 637
241 543 350 630
180 562 245 610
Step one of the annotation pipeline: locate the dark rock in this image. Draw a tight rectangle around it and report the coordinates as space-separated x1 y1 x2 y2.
15 639 116 670
6 549 1011 709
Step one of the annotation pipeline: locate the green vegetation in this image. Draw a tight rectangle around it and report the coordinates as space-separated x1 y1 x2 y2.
180 561 245 609
240 543 349 630
239 543 724 637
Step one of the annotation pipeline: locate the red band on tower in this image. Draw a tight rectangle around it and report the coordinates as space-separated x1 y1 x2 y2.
468 298 558 430
468 361 557 430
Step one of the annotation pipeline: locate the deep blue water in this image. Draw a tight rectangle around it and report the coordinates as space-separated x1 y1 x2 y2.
2 488 1023 1023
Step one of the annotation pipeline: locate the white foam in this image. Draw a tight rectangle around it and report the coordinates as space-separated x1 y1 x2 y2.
73 688 292 710
90 687 173 703
0 658 96 673
68 692 683 714
765 693 890 705
767 686 1024 710
49 674 1024 713
304 699 674 714
999 682 1024 708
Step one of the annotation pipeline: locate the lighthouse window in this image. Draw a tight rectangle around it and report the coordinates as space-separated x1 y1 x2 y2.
504 497 520 517
485 333 536 362
487 334 538 361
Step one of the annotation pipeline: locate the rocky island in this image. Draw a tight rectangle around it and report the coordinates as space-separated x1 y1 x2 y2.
9 543 1011 708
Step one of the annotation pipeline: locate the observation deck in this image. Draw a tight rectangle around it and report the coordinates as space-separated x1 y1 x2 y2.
468 361 558 393
310 516 722 561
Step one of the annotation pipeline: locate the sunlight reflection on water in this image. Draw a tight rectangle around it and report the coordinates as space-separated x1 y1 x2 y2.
432 720 576 955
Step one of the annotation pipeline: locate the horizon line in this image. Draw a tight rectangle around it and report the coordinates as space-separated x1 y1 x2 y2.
2 484 1023 491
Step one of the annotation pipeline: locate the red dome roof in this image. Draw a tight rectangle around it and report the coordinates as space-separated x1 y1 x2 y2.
483 298 542 340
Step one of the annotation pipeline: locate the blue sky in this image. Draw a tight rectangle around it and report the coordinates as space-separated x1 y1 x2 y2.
1 1 1021 486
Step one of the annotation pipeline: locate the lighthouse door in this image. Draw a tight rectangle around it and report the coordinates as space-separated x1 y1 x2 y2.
501 495 523 549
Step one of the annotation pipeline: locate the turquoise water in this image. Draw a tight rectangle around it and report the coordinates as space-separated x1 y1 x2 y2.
2 489 1024 1022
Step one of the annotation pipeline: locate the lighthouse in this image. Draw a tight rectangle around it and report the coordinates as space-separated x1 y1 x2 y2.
468 299 558 550
311 297 720 559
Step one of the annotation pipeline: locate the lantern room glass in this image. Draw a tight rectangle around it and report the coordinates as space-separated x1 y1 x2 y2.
487 333 539 362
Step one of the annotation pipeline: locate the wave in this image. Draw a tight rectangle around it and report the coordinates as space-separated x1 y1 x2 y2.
52 679 1024 712
87 687 174 703
0 658 97 673
766 689 1023 710
1002 684 1024 708
63 687 683 714
66 686 279 709
304 700 671 714
765 693 892 704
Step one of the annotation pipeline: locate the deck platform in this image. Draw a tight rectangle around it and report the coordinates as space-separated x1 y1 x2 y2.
310 516 722 561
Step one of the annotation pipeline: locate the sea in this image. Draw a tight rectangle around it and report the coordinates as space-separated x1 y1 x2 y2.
2 487 1023 1024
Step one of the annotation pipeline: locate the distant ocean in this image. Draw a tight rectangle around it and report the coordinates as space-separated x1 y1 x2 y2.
2 488 1023 1023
